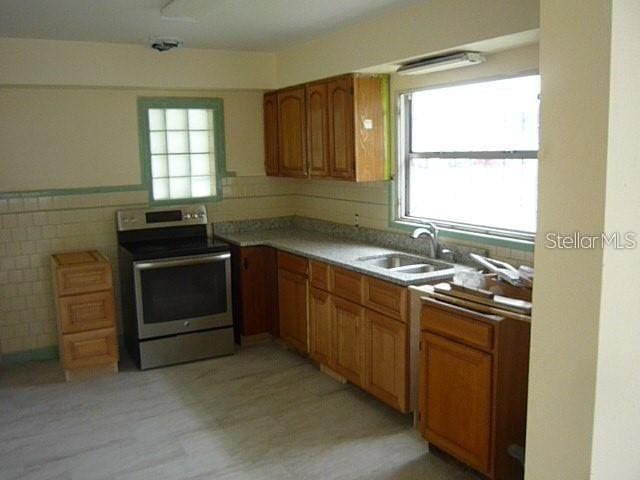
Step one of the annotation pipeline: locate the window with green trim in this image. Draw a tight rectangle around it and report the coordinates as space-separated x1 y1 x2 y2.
138 98 225 204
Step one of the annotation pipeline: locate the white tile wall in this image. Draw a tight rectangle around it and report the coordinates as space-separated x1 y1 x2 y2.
0 175 533 358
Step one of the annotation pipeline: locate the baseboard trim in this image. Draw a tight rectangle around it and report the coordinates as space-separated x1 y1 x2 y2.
0 345 59 365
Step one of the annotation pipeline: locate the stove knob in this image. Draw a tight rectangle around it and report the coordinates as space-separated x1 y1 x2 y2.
184 213 193 219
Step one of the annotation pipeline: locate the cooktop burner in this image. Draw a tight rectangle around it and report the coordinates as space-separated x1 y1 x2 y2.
119 237 230 260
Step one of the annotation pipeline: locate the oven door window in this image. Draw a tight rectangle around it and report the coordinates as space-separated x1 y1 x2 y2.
134 254 231 338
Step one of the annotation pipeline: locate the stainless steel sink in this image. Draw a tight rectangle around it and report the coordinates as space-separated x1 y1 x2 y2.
356 253 452 273
357 253 428 269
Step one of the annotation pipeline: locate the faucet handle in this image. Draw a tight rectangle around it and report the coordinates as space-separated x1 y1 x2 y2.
439 248 454 262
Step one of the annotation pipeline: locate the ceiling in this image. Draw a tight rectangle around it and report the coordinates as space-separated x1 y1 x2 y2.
0 0 424 52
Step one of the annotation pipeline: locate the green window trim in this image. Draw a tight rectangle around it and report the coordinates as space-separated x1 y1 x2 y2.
137 97 228 206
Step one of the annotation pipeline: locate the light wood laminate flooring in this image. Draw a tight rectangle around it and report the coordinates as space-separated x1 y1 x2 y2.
1 342 479 480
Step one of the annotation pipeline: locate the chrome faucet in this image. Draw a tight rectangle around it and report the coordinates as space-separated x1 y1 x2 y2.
411 223 453 261
411 223 439 258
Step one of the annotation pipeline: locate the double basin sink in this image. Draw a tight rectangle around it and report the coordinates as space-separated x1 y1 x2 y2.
356 253 454 277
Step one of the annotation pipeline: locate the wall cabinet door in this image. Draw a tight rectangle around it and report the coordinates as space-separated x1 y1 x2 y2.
327 76 355 179
420 332 492 476
277 88 307 177
278 268 308 353
309 287 333 365
332 296 365 385
365 309 407 412
263 92 279 176
306 83 330 177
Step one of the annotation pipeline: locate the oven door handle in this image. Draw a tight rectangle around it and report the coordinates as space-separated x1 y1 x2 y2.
134 252 230 271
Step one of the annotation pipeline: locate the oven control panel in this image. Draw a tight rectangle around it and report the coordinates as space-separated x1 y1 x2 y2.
116 205 208 231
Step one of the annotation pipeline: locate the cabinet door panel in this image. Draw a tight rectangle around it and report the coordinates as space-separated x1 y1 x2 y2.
306 83 330 177
365 309 407 412
309 288 332 365
332 296 364 385
263 93 279 176
420 332 492 475
237 247 278 337
328 76 355 179
277 88 307 177
278 269 308 353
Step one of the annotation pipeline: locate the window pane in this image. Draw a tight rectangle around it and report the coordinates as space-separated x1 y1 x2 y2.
165 109 188 130
169 177 190 199
189 131 211 153
149 132 167 154
188 109 210 130
411 75 540 153
152 178 169 200
166 131 189 154
191 176 212 197
148 109 165 131
190 154 211 176
151 155 168 178
408 158 537 233
168 154 190 177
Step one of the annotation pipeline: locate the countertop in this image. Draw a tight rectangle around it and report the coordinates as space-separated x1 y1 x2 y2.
215 227 455 286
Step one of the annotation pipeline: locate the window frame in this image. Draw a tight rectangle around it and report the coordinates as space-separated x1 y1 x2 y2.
395 73 539 243
137 97 226 206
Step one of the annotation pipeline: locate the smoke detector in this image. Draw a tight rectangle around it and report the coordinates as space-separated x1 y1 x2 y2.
150 38 183 52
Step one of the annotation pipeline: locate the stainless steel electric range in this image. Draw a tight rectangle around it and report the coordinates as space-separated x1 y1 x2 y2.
117 205 235 369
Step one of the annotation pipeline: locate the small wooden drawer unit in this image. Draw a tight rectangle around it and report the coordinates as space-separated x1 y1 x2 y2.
52 251 118 381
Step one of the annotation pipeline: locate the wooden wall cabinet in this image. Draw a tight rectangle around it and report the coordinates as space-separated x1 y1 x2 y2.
51 251 118 381
277 252 309 353
263 92 280 176
264 73 386 182
277 88 307 177
231 246 279 344
419 298 530 480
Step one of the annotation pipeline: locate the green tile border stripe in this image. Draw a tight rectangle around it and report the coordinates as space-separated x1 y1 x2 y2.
1 346 59 365
0 184 146 199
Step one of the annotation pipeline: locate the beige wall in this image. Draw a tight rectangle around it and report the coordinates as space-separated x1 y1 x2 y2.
590 1 640 477
527 0 606 466
0 38 277 90
0 87 266 191
276 0 539 86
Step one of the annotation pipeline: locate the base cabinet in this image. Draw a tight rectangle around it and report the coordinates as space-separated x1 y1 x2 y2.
309 287 333 365
420 332 492 473
419 298 530 480
365 309 408 412
332 296 365 385
232 246 279 343
277 252 309 354
51 250 118 381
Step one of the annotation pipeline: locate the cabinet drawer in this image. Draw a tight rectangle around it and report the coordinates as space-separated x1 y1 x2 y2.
309 260 330 291
61 327 118 370
58 291 115 334
56 263 112 296
277 251 308 276
364 277 407 322
331 267 363 303
421 305 494 351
